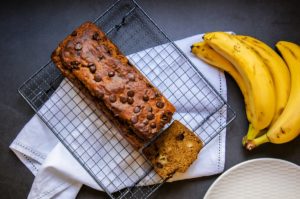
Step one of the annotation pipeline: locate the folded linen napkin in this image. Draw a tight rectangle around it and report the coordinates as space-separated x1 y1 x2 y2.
10 34 227 199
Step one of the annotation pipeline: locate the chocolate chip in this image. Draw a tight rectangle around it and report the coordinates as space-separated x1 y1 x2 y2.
143 119 149 125
156 101 165 108
150 122 156 128
155 92 160 97
166 111 173 116
176 133 185 141
98 55 104 61
146 106 152 112
89 65 96 73
147 113 155 120
127 90 135 97
120 96 127 104
71 60 79 65
75 42 82 51
70 61 79 69
161 113 169 121
156 162 163 168
131 116 138 124
109 95 117 103
92 32 100 41
127 73 135 81
94 74 102 82
143 94 149 102
146 83 153 88
71 31 77 36
127 97 134 104
108 71 115 77
133 106 141 113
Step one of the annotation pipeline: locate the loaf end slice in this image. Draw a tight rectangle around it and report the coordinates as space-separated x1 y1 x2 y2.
143 120 203 179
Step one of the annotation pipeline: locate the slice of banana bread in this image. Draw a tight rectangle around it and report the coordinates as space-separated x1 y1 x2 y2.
143 120 203 179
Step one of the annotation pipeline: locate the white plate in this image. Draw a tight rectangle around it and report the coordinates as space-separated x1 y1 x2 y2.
204 158 300 199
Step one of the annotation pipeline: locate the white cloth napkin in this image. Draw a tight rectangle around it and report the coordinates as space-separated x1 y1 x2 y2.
10 34 227 199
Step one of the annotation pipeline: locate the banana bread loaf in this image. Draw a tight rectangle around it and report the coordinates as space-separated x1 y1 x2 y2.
51 22 176 149
143 120 203 179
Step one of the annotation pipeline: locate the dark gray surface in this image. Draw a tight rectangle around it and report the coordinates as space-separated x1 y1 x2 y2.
1 0 300 198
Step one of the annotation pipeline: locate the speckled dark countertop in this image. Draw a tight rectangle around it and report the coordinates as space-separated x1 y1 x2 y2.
1 0 299 198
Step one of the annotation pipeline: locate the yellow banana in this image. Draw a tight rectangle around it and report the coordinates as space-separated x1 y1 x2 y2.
191 41 251 120
204 32 276 135
246 41 300 150
236 35 290 123
236 35 290 140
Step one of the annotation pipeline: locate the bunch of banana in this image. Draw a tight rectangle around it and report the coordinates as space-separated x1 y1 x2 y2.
191 32 300 150
193 32 277 142
246 41 300 149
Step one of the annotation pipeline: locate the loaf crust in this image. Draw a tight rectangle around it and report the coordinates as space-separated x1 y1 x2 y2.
51 22 176 149
143 120 203 179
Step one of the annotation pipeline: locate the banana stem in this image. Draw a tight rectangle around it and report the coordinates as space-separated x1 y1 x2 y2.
246 124 260 140
246 134 270 150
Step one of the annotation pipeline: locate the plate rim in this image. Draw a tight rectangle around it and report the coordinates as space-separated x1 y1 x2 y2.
204 158 300 199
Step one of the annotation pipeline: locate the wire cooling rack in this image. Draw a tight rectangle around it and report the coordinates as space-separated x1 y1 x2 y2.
18 0 235 198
